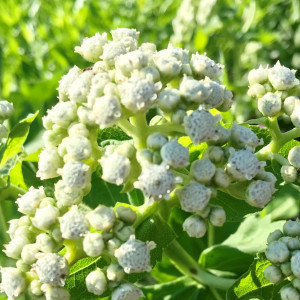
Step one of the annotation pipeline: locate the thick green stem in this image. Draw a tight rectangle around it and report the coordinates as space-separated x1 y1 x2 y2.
130 113 149 150
134 201 159 228
0 201 9 243
165 240 235 290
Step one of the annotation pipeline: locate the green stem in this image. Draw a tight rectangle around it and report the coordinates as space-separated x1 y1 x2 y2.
148 123 186 136
130 113 149 150
281 128 300 143
0 200 9 243
117 119 137 137
208 223 215 248
134 201 159 228
164 240 235 290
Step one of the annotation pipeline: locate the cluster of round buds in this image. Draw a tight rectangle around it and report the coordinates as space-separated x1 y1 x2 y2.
280 146 300 184
263 219 300 299
248 62 300 119
0 100 14 140
0 28 276 299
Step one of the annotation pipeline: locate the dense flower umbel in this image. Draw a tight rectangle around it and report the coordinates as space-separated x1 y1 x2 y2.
0 29 282 299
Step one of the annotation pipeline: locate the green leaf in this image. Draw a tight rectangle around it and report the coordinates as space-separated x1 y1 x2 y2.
223 215 285 254
1 111 39 167
83 169 129 209
265 183 300 221
226 254 287 300
65 256 109 300
97 126 131 147
199 245 254 275
211 191 260 222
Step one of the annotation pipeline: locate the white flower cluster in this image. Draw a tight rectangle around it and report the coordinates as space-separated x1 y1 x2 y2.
248 62 300 119
264 220 300 299
1 28 276 299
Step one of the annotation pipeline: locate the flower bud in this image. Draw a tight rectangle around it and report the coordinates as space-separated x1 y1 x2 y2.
176 182 211 212
112 283 144 300
288 146 300 169
75 32 108 63
280 285 300 300
0 267 26 299
283 220 300 237
258 92 281 117
83 233 105 257
183 215 207 238
268 61 299 90
147 133 168 150
281 165 298 183
87 205 115 231
106 264 125 282
209 207 226 227
263 265 283 284
214 168 230 188
267 229 283 244
160 140 189 168
85 269 107 296
248 66 268 85
265 241 290 264
59 206 89 240
191 159 216 184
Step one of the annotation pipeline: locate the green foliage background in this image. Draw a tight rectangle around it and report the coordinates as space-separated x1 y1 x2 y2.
0 0 300 299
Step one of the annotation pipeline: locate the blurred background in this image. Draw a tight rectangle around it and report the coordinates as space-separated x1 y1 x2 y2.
1 0 300 132
0 0 300 298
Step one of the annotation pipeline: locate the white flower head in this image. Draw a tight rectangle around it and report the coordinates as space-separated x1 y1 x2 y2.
226 148 265 181
248 65 268 86
32 204 59 231
16 186 45 215
41 284 70 300
54 180 83 207
134 164 180 202
176 182 211 212
68 70 93 104
288 146 300 169
0 267 26 300
160 140 189 168
191 159 216 184
45 101 77 129
231 123 263 151
83 233 105 257
60 161 91 189
101 41 127 67
59 206 89 240
258 92 281 117
87 205 115 232
183 215 207 238
190 53 223 79
85 269 107 296
118 74 162 112
268 61 299 90
245 180 273 208
100 152 131 186
66 135 92 160
35 253 69 286
179 76 209 103
111 283 144 300
92 95 122 129
114 235 156 274
57 66 82 102
157 88 181 111
75 32 108 63
37 146 63 180
184 108 220 145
